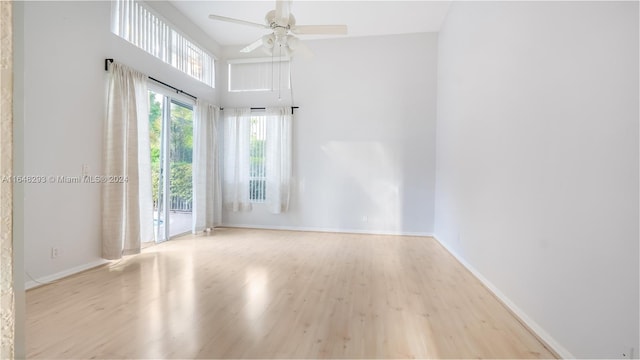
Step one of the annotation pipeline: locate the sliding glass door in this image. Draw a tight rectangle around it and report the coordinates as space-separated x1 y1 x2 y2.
149 90 194 242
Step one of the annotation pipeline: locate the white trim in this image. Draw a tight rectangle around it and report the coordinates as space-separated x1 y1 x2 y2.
219 223 433 237
432 235 574 359
25 259 110 290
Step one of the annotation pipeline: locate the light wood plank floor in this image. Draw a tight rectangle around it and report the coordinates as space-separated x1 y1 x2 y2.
27 228 557 359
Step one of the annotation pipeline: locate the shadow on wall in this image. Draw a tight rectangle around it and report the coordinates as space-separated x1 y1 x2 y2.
321 141 403 232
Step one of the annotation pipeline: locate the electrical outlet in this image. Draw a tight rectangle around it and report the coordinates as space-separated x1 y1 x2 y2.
622 348 634 359
51 247 59 259
362 215 368 223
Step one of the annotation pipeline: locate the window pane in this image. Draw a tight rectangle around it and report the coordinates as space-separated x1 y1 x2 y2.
169 101 194 236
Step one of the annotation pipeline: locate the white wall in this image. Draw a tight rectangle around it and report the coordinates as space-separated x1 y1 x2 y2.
434 2 639 358
17 1 221 285
220 33 438 235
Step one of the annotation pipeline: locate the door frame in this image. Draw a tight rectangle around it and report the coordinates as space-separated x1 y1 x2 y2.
148 84 195 243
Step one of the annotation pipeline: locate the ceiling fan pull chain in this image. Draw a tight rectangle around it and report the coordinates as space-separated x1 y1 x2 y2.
271 46 275 92
278 43 283 101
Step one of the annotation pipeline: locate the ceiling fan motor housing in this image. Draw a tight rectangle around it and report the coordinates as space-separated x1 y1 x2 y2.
265 10 296 29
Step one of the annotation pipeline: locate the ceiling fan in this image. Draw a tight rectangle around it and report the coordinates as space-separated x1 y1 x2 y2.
208 0 348 57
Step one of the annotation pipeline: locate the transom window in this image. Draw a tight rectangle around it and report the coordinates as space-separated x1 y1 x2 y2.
228 58 290 92
111 0 215 87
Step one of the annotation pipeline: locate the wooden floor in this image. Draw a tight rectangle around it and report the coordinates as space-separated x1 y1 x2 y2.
26 228 556 359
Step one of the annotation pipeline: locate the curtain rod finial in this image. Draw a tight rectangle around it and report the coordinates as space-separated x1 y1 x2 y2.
105 58 114 71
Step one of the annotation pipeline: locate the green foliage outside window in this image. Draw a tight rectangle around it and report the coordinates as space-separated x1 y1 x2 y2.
149 92 193 208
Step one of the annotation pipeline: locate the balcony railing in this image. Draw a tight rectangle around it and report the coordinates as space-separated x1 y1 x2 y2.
154 196 192 212
170 195 192 212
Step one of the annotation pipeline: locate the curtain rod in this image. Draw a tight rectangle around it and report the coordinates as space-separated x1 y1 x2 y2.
220 107 299 113
104 59 197 101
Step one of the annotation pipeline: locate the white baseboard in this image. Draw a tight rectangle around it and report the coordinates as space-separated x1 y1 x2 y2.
219 223 433 237
25 259 110 290
432 235 573 359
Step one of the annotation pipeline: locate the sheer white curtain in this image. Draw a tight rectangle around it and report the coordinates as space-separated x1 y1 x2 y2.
193 101 221 232
265 107 293 214
102 62 154 260
223 108 252 211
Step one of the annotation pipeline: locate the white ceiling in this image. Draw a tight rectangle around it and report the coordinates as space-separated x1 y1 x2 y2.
169 1 452 47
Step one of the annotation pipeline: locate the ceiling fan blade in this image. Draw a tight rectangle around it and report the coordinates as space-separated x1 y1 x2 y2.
275 0 292 25
291 25 348 35
208 14 268 29
240 38 264 53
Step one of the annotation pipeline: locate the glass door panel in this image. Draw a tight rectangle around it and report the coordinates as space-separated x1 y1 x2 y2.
149 92 193 242
149 91 167 242
168 100 193 237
